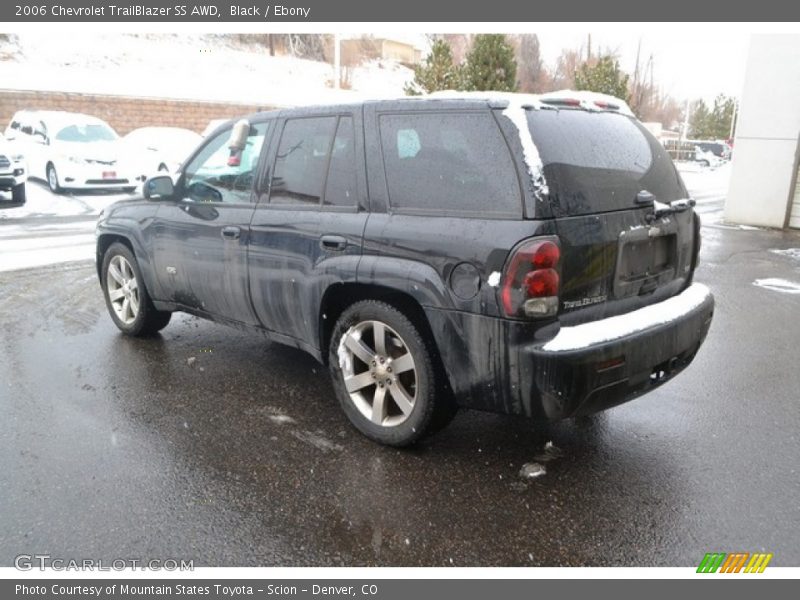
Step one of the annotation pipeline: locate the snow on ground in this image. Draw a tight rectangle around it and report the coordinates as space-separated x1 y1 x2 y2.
676 161 731 226
0 34 415 107
0 220 95 272
0 181 128 220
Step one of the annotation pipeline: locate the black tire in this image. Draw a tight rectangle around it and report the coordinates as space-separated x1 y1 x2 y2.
699 160 710 167
328 300 455 446
158 163 169 173
101 242 172 336
46 163 63 194
11 183 25 205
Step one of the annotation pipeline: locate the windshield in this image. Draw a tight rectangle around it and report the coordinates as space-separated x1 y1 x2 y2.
526 108 686 216
55 123 118 143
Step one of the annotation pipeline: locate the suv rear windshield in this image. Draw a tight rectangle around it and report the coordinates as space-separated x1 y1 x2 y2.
526 108 686 216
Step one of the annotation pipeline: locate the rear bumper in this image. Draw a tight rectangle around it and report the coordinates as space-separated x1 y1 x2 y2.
525 284 714 419
426 283 714 420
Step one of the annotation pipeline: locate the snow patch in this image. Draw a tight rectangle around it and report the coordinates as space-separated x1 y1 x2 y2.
769 248 800 260
753 278 800 295
542 283 712 352
501 101 549 199
487 271 501 288
519 462 547 480
268 414 296 425
291 430 343 453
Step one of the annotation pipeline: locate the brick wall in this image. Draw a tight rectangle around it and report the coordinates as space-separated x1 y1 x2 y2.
0 90 277 135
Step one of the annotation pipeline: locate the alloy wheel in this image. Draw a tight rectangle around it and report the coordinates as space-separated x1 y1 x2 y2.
338 320 418 427
106 255 140 325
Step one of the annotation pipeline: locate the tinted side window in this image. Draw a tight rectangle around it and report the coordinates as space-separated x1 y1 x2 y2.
183 121 269 204
378 112 521 216
270 117 337 206
323 116 357 207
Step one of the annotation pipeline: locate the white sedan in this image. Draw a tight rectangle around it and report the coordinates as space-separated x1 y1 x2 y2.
121 126 202 182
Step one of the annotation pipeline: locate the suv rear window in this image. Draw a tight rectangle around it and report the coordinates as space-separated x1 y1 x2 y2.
526 109 686 216
379 112 521 217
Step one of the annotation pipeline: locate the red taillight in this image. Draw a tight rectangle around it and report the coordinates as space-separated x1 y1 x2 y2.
524 269 559 297
531 241 559 269
542 98 581 107
593 100 620 110
500 238 561 318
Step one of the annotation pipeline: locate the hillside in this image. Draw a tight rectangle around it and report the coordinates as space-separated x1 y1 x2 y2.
0 33 416 106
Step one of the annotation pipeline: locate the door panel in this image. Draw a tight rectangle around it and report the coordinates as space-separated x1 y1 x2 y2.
151 120 271 326
248 111 368 351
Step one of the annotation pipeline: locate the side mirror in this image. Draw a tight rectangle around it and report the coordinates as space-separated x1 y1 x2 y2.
143 175 175 200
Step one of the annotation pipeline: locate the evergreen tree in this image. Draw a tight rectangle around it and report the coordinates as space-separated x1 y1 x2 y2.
689 95 736 139
463 34 517 92
404 39 462 95
689 100 712 138
574 56 630 101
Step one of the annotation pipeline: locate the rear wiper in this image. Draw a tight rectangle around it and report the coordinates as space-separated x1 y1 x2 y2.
636 190 695 219
654 198 696 216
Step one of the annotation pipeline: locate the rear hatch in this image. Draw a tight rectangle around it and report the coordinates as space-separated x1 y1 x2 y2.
527 106 697 325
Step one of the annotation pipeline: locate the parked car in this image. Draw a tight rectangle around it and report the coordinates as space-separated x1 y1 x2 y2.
0 132 27 205
694 140 731 160
96 94 714 446
121 126 202 181
4 110 135 194
694 146 725 168
201 118 229 138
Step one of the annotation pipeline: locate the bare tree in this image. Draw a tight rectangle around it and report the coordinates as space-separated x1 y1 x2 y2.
512 34 545 93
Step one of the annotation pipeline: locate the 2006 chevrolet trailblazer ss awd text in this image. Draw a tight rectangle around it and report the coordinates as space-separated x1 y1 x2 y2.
95 93 714 446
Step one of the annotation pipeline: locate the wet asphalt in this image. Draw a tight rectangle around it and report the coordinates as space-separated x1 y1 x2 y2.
1 221 799 567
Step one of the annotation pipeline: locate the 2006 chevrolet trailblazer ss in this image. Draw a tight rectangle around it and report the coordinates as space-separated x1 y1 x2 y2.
96 93 714 446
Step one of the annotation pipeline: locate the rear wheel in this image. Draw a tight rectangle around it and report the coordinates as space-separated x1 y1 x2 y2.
101 242 171 336
11 183 25 204
47 163 62 194
329 300 453 446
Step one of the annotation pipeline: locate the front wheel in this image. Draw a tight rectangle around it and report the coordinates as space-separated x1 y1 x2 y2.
47 164 62 194
101 242 171 336
329 300 452 446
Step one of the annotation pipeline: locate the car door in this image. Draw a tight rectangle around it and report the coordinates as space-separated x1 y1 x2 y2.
150 119 272 326
248 109 368 351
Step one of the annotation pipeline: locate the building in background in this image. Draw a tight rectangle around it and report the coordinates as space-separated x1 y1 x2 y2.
341 38 422 66
725 35 800 229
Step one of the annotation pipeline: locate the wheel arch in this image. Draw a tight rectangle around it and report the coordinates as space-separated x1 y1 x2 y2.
96 233 135 279
319 283 437 367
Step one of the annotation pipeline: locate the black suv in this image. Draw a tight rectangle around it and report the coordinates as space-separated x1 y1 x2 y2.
96 95 714 446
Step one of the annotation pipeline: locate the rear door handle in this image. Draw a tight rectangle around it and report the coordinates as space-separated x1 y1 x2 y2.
320 235 347 252
221 226 241 240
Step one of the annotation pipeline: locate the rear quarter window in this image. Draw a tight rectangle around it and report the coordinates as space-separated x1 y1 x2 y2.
379 111 521 217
